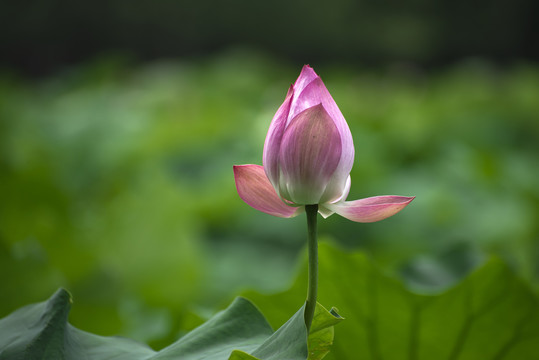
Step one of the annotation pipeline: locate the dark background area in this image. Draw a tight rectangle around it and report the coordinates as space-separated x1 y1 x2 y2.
1 0 538 76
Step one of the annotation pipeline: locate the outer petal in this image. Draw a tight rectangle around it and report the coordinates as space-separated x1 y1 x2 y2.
278 104 342 205
263 86 294 192
325 195 415 223
233 164 303 218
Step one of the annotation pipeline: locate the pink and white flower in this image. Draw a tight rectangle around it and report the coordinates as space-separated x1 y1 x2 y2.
233 65 414 222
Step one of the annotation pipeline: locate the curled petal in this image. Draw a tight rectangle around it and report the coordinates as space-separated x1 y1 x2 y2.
318 206 335 219
326 195 415 223
318 175 351 219
339 175 352 202
233 165 303 218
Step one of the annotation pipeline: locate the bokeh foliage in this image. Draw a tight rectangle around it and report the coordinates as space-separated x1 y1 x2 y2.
1 50 538 349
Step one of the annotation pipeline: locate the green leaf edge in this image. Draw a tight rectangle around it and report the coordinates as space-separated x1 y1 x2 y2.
230 301 343 360
0 289 342 360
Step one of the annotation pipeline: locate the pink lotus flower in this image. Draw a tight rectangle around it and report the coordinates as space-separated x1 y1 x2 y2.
233 65 414 222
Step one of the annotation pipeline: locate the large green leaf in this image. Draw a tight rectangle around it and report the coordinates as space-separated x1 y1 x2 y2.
0 288 341 360
0 289 155 360
229 302 343 360
245 242 539 360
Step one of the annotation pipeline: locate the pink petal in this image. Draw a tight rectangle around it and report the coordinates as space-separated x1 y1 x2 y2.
290 65 319 107
233 164 303 218
263 87 294 192
278 104 342 204
326 195 415 223
289 76 354 204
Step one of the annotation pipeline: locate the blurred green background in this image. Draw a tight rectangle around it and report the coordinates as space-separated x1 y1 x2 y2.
1 0 538 351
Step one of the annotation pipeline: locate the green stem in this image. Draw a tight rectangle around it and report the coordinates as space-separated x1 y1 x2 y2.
304 204 318 333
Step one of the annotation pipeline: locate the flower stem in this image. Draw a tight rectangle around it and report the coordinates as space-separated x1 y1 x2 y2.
304 204 318 333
